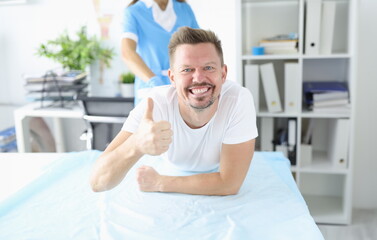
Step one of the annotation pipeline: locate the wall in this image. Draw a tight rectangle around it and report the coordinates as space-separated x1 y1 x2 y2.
189 0 237 82
352 0 377 209
0 0 126 104
0 0 236 149
0 0 236 106
0 0 125 151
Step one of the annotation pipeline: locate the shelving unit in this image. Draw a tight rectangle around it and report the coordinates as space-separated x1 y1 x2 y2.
236 0 357 224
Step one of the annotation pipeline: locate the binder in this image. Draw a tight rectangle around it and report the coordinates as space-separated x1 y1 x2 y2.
244 64 259 112
320 1 336 54
300 144 313 167
287 118 297 165
284 63 299 113
303 119 314 145
260 117 274 151
260 63 282 112
275 145 288 158
305 0 322 55
328 119 350 169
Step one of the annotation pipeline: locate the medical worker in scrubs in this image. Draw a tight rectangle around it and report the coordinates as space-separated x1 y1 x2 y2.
121 0 199 104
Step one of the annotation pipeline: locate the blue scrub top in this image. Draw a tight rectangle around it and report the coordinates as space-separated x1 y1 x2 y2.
123 0 199 104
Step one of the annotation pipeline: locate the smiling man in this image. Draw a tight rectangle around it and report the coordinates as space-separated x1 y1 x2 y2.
90 27 258 195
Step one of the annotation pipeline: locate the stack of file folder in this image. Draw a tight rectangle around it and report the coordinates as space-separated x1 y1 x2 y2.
303 81 350 113
24 70 88 106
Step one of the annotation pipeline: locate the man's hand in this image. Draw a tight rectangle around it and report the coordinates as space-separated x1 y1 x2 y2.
137 166 163 192
134 98 173 155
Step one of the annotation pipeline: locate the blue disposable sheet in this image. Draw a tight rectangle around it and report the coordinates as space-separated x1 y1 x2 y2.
101 152 324 240
0 151 323 240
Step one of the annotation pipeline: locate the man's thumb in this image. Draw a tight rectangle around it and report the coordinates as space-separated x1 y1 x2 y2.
143 98 154 120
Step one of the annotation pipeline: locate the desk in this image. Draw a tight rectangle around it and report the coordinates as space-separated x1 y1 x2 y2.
14 102 84 153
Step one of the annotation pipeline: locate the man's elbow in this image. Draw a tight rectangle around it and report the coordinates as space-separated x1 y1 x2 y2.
218 184 241 196
90 175 110 192
224 187 240 196
91 183 104 192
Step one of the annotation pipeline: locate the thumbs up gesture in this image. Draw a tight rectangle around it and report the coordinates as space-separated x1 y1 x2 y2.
134 98 173 156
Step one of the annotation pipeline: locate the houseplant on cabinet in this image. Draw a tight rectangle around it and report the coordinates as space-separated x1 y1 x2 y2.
119 72 135 97
36 26 114 72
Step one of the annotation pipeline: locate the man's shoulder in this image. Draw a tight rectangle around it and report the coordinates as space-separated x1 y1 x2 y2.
222 80 249 98
150 85 176 104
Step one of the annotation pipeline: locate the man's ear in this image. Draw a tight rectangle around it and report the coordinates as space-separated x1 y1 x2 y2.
222 64 228 83
168 69 176 87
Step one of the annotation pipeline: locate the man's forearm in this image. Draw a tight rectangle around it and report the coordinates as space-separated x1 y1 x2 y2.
90 134 143 192
159 172 241 196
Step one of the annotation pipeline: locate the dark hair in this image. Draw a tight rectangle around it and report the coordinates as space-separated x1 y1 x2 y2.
128 0 186 7
168 27 224 66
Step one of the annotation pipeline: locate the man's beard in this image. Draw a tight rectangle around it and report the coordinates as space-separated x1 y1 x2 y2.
185 83 216 112
189 96 215 112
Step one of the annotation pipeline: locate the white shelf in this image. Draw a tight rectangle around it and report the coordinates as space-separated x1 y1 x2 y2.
258 111 351 119
242 54 350 61
301 111 351 119
300 155 349 174
257 111 299 118
302 54 351 59
242 55 299 60
238 0 356 224
303 194 347 224
243 0 298 3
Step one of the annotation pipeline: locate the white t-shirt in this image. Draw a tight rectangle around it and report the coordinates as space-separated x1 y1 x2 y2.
122 80 258 172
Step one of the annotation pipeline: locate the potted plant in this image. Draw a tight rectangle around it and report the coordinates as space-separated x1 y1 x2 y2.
36 26 114 72
119 72 135 97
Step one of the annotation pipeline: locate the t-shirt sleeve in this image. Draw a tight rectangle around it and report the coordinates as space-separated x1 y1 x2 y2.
121 94 165 133
223 88 258 144
122 7 139 42
121 99 145 133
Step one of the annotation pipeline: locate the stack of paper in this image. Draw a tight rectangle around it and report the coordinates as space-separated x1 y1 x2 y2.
259 34 298 55
23 70 88 102
303 81 350 113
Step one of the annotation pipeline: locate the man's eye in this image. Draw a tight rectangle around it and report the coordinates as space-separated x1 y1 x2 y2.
182 68 192 72
204 66 214 70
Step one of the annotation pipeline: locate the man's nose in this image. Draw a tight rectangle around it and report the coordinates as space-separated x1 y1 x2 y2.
192 69 206 82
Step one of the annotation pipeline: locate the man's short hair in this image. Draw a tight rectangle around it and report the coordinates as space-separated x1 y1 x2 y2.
168 27 224 66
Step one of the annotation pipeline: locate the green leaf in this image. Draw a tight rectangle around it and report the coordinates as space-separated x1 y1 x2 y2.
36 26 115 71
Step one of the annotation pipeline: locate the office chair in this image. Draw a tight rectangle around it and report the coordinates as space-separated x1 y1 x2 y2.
78 96 134 151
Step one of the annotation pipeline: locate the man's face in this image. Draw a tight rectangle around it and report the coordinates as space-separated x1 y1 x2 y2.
168 43 227 111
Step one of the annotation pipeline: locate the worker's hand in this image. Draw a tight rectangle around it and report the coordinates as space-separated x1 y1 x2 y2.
134 98 172 156
148 75 166 87
137 165 163 192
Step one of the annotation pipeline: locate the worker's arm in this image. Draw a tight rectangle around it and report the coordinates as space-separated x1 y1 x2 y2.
121 38 155 82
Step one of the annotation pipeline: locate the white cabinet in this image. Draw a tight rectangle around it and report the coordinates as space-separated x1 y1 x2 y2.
236 0 357 224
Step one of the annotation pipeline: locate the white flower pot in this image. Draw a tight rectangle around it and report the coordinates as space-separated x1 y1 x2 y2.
120 83 134 97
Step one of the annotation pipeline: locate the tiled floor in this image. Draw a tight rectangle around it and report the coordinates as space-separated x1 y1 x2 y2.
318 209 377 240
